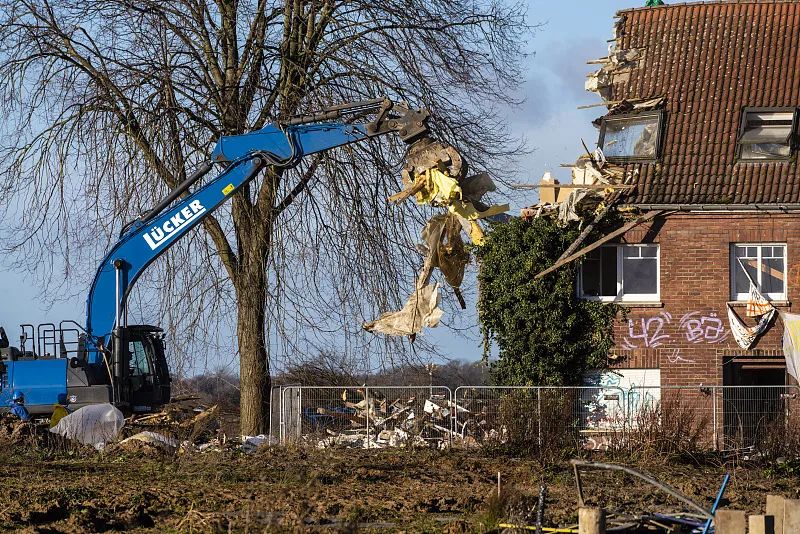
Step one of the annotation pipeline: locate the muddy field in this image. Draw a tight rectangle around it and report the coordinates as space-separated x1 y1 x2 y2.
0 440 798 533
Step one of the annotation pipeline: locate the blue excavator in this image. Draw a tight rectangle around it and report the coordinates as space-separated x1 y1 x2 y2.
0 98 465 415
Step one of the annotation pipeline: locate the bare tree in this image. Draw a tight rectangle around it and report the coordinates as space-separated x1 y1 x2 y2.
0 0 527 434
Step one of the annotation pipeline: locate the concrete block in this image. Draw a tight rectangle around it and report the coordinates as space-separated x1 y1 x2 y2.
748 514 774 534
766 495 785 534
783 499 800 534
578 507 605 534
715 509 746 534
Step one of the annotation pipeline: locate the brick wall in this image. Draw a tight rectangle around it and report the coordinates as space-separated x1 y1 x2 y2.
607 211 798 386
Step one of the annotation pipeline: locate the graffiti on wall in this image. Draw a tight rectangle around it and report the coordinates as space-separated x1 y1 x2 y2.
622 311 672 348
581 368 662 450
622 309 729 352
678 312 729 344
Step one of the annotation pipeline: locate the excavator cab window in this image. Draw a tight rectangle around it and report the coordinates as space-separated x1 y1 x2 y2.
127 339 154 392
124 326 170 411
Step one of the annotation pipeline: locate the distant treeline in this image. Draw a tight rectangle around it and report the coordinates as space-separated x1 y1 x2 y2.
173 359 489 411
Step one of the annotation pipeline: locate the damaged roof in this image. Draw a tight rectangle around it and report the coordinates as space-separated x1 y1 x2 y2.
601 0 800 206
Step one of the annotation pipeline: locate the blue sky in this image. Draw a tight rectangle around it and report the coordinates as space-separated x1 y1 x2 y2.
0 1 640 372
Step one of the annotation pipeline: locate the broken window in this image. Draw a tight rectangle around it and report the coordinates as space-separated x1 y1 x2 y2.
579 244 659 302
731 244 786 301
738 109 797 161
598 111 663 161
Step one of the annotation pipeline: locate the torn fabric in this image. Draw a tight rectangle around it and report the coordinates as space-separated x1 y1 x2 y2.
747 281 773 317
727 304 776 350
363 283 443 337
780 312 800 381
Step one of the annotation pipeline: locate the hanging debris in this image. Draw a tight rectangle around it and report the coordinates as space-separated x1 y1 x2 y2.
367 144 508 339
418 214 470 309
363 282 444 337
389 145 508 246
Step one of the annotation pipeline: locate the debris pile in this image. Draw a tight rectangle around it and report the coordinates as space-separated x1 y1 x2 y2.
304 389 456 449
125 394 225 453
520 147 635 226
585 15 643 102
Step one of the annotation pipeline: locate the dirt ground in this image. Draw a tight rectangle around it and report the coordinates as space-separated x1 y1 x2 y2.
0 439 798 534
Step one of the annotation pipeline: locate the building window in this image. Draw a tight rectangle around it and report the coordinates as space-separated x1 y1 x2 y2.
598 111 663 161
731 244 787 301
579 244 659 302
737 108 797 161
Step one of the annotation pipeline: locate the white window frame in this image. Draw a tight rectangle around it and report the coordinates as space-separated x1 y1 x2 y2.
730 243 787 301
598 110 665 162
737 108 798 162
578 244 660 303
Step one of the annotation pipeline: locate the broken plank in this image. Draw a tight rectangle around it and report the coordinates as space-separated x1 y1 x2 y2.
511 183 634 190
577 101 619 110
534 210 665 280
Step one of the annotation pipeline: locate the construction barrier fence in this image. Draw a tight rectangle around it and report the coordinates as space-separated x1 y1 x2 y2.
269 384 800 452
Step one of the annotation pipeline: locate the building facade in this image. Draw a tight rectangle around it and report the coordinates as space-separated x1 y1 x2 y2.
579 1 800 390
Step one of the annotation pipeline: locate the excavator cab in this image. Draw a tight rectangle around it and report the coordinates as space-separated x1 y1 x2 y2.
0 322 172 414
118 325 171 413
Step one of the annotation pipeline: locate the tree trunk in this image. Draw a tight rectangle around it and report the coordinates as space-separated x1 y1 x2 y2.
235 262 270 436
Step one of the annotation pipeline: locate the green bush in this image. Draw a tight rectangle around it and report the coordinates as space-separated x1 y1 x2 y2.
476 216 621 386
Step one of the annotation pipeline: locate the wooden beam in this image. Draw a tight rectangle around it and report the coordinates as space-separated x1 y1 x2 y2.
511 183 634 190
534 210 664 280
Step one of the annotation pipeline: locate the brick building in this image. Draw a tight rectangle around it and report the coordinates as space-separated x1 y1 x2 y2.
576 1 800 394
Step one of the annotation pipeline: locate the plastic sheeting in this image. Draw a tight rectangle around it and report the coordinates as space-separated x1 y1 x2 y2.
418 214 470 302
781 312 800 381
363 282 443 337
49 403 125 450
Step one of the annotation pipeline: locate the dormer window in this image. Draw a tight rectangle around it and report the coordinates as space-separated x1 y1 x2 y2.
598 110 664 162
737 108 798 161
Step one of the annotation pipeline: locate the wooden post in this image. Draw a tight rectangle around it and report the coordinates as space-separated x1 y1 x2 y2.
783 499 800 534
766 495 785 534
748 514 775 534
578 507 605 534
715 509 746 534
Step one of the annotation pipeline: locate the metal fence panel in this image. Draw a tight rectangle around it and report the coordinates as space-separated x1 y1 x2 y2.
452 386 626 450
270 383 800 453
278 386 452 448
717 385 800 450
626 385 800 451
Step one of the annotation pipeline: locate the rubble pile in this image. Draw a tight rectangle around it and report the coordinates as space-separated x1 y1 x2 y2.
124 394 227 453
308 389 457 449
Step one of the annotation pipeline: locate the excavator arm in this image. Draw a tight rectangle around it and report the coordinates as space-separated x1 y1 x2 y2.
84 98 456 356
0 98 469 414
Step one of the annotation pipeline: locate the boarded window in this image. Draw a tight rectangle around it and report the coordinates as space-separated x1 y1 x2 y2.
738 109 797 160
599 111 663 161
